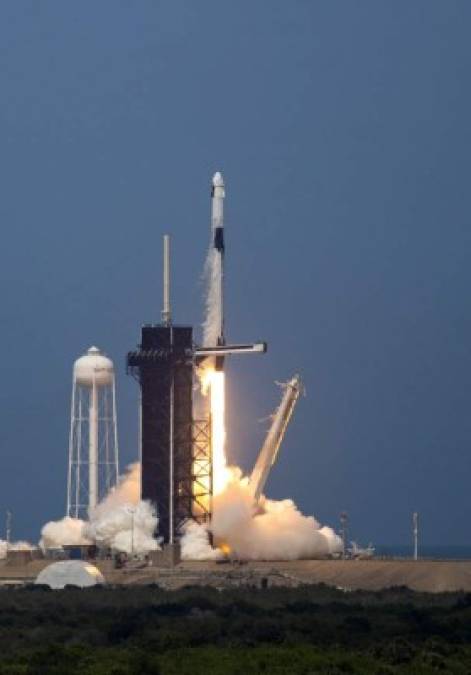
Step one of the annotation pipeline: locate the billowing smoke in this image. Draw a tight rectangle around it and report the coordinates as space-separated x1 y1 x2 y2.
0 541 6 559
38 458 341 561
40 517 89 550
40 464 160 555
180 520 222 561
213 469 341 559
85 464 160 555
181 467 342 560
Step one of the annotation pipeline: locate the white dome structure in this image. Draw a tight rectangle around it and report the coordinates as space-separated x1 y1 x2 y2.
74 346 114 387
35 561 105 590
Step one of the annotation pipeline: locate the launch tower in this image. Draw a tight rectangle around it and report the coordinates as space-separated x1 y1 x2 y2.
127 176 266 545
127 236 211 544
127 324 195 544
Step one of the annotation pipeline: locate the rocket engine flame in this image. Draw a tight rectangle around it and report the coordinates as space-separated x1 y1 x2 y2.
207 369 230 495
199 365 230 495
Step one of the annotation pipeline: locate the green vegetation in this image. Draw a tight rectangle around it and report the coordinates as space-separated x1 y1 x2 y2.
0 584 470 673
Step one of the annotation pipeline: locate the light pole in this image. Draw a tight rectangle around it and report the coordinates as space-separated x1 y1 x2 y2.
413 512 418 561
5 511 11 546
340 512 348 559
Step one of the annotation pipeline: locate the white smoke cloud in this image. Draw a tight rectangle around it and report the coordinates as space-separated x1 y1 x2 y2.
84 464 159 555
181 467 342 561
85 501 159 556
40 517 89 550
90 462 141 513
180 520 222 561
213 470 342 560
38 457 341 561
0 540 7 559
37 460 341 561
40 464 160 556
84 463 161 555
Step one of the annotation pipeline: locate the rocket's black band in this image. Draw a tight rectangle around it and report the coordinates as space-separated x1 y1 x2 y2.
214 227 225 252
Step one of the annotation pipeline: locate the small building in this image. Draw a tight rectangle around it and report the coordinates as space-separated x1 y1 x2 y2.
6 548 42 566
62 544 98 561
148 543 181 568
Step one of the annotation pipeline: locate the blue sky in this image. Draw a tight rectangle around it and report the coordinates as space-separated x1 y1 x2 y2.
1 1 470 545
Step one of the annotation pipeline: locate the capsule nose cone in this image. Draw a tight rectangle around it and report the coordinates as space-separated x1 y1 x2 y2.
212 171 224 187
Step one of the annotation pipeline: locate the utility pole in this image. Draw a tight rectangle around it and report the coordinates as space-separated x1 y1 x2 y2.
413 512 418 561
340 511 348 559
5 511 11 546
130 507 135 557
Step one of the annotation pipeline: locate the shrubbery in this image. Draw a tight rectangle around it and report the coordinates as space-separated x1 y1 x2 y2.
0 584 470 673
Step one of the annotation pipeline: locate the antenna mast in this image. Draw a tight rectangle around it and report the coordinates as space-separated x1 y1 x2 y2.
340 511 348 559
161 234 171 326
5 510 11 545
413 512 418 560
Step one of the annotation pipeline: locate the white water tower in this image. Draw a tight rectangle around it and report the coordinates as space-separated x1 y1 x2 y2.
67 347 119 518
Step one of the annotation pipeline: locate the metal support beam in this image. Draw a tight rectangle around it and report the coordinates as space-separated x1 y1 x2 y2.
195 342 267 358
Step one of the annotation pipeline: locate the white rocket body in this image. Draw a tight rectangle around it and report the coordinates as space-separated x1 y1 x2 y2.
211 171 225 355
249 375 302 502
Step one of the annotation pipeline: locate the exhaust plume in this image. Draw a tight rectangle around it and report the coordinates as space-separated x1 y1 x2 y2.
182 467 342 560
40 517 89 550
85 463 160 555
40 464 160 555
180 520 222 561
213 469 342 559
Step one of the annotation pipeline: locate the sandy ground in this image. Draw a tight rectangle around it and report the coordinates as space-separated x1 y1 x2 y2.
1 558 471 592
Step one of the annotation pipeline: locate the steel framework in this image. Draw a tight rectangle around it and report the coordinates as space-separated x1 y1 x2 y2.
192 419 212 523
67 376 119 519
127 325 195 543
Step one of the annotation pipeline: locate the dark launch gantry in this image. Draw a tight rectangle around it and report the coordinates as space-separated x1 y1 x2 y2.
127 325 212 544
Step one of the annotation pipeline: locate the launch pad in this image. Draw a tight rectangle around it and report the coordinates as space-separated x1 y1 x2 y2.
2 556 471 593
126 173 268 546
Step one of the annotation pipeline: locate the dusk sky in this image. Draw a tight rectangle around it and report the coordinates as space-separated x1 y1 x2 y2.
1 1 470 546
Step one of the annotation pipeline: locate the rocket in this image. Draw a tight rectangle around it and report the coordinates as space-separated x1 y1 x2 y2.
211 171 225 370
195 171 267 364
